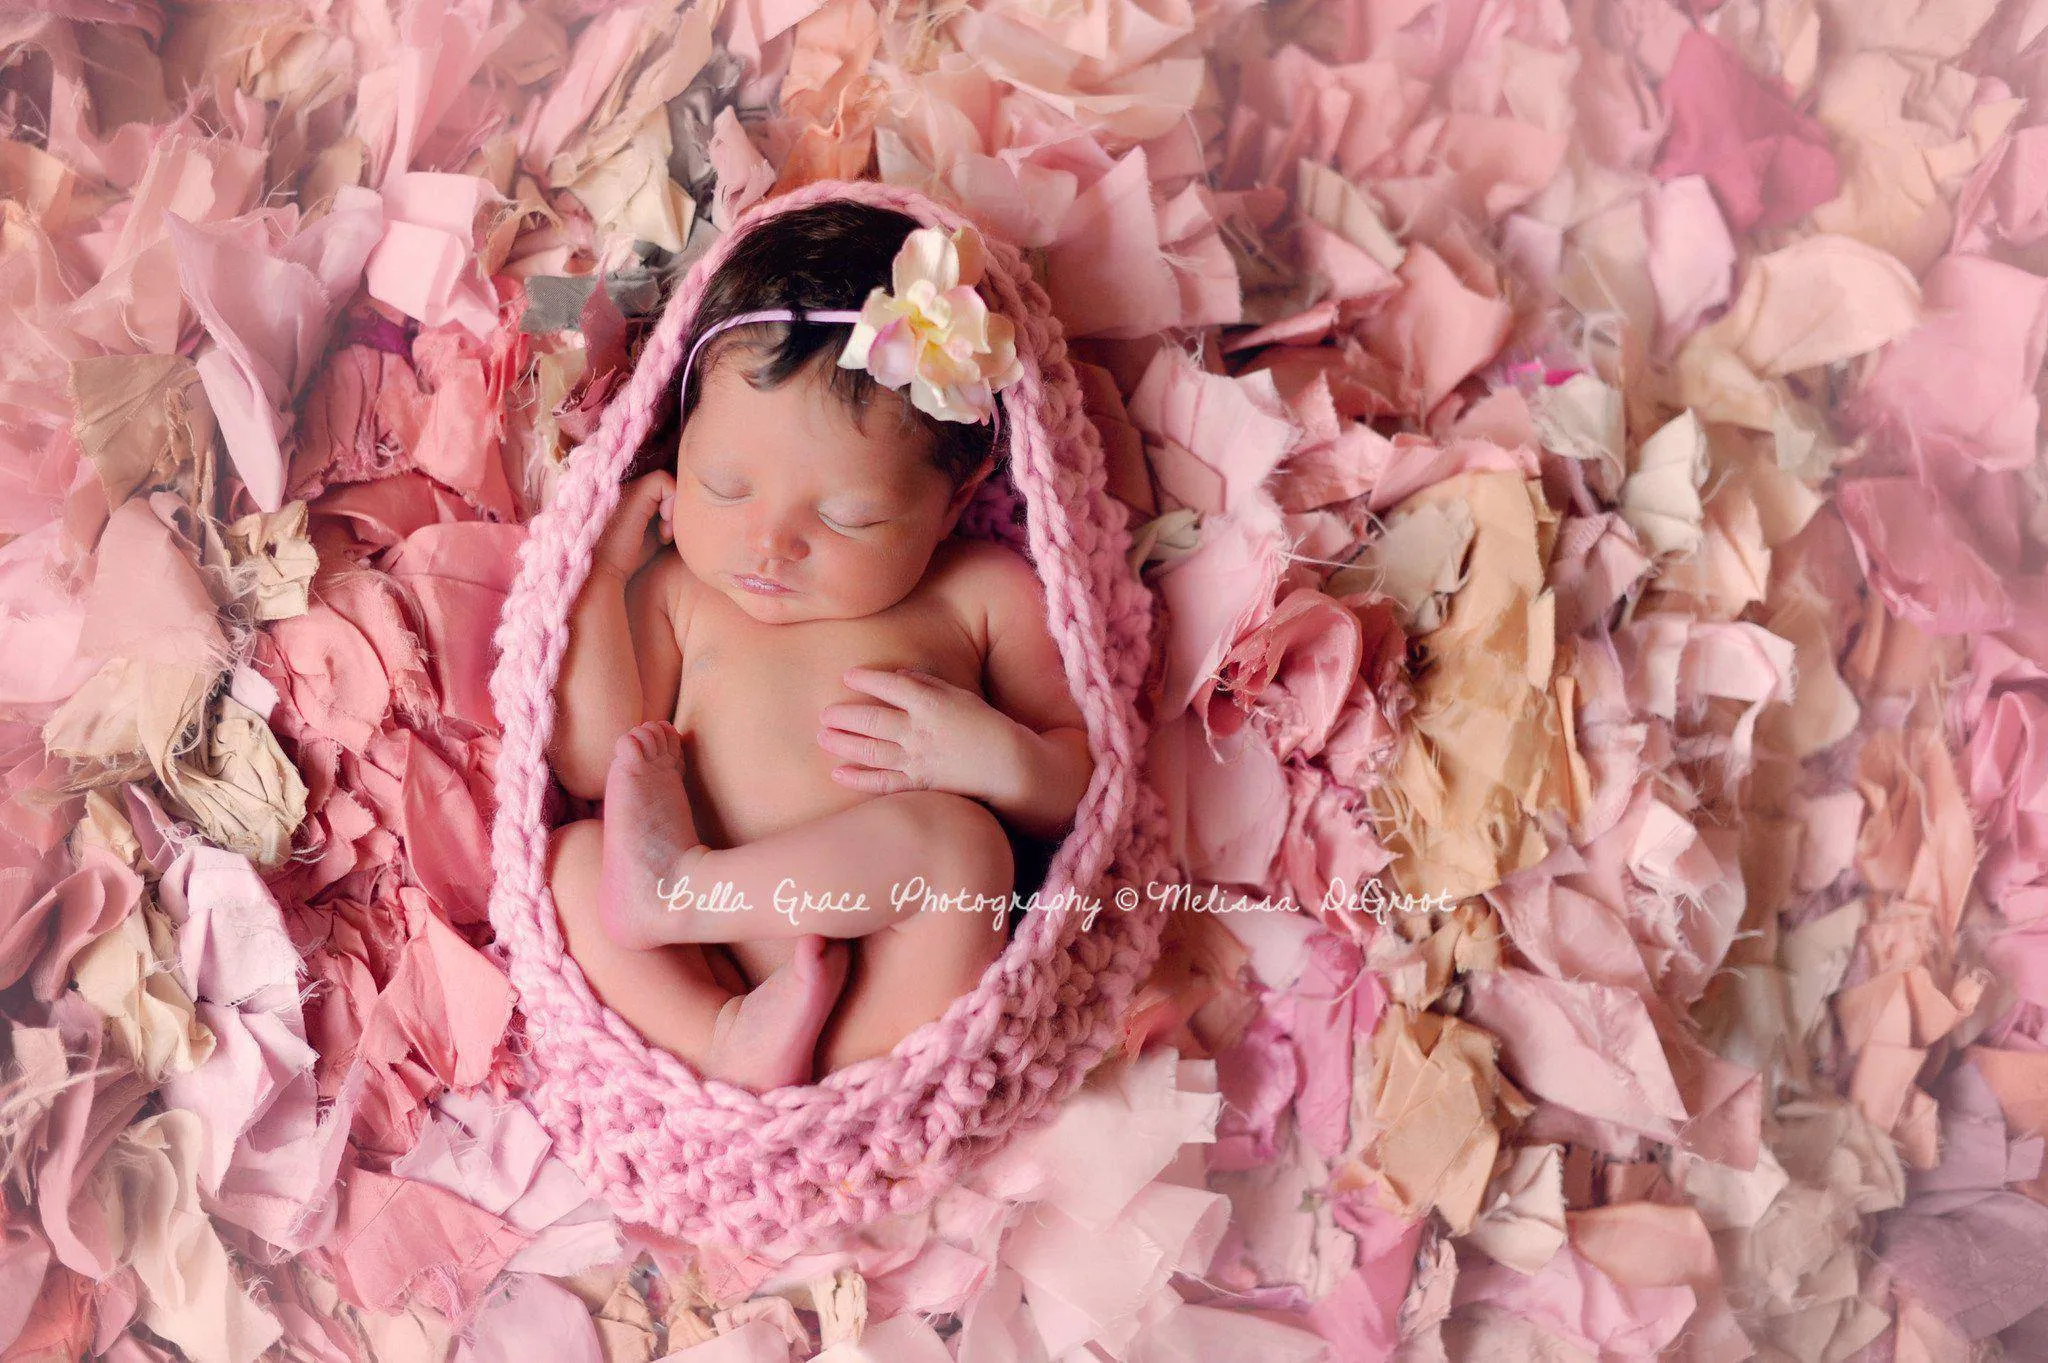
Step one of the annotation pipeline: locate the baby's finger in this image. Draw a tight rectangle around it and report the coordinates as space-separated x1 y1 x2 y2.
818 701 907 740
652 481 677 541
894 668 976 705
840 666 935 709
829 765 912 794
817 728 903 768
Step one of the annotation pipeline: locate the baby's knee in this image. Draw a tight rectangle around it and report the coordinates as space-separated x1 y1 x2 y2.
890 792 1014 898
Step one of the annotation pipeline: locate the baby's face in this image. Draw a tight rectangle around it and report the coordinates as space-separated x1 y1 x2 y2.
672 353 981 623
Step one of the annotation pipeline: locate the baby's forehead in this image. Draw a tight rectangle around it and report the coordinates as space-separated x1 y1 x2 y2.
685 363 940 478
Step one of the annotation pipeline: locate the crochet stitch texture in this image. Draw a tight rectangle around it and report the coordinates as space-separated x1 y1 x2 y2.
487 178 1173 1257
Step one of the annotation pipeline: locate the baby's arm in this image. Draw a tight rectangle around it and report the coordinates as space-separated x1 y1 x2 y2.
818 547 1094 836
976 551 1095 841
549 476 684 800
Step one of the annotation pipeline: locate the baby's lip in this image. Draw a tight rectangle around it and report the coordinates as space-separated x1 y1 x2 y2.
731 572 793 594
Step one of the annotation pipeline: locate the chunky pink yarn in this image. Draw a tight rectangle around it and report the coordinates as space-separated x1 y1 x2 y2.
487 179 1173 1257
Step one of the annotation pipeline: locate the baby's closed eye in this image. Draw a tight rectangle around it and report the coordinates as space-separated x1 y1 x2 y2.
691 470 888 531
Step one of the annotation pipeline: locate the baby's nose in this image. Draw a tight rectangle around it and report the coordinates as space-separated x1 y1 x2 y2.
748 511 808 561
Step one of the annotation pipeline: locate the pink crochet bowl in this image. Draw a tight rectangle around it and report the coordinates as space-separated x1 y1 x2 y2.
487 178 1173 1257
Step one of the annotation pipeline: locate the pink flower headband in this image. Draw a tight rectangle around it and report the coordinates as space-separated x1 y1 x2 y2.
677 223 1025 444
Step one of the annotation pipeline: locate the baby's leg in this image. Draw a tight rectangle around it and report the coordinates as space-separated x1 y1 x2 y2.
815 872 1015 1075
600 721 1018 949
550 819 846 1092
704 933 848 1087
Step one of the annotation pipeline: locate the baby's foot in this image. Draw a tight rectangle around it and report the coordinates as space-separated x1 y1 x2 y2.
599 721 711 951
704 935 852 1092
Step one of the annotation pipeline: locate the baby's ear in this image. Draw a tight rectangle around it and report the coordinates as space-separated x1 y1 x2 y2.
961 453 999 498
941 455 996 531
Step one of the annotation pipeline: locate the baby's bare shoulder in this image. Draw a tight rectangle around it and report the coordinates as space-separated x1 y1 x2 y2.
940 538 1083 731
652 546 708 598
929 536 1036 592
927 538 1041 629
631 548 698 641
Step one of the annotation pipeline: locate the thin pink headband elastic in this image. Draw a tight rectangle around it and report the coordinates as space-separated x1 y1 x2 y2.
678 307 1006 446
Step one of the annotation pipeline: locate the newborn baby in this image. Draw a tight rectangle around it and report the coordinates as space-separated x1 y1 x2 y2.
544 201 1094 1093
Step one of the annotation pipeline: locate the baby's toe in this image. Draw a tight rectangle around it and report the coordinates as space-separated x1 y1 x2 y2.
611 731 639 766
634 719 679 758
616 721 673 764
613 729 649 767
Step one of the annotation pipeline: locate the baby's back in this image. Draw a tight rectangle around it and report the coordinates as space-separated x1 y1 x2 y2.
663 537 992 849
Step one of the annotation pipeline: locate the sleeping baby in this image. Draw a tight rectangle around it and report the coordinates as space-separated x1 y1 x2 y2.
543 200 1095 1094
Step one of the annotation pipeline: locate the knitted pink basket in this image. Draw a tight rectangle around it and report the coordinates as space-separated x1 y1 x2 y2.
487 179 1173 1257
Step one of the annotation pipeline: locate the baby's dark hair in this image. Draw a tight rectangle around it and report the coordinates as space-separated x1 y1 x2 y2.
623 200 1007 486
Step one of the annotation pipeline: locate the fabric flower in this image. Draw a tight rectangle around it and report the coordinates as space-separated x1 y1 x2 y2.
837 224 1025 424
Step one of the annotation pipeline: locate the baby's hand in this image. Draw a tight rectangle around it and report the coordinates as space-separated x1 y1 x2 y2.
594 471 677 581
819 667 1027 799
